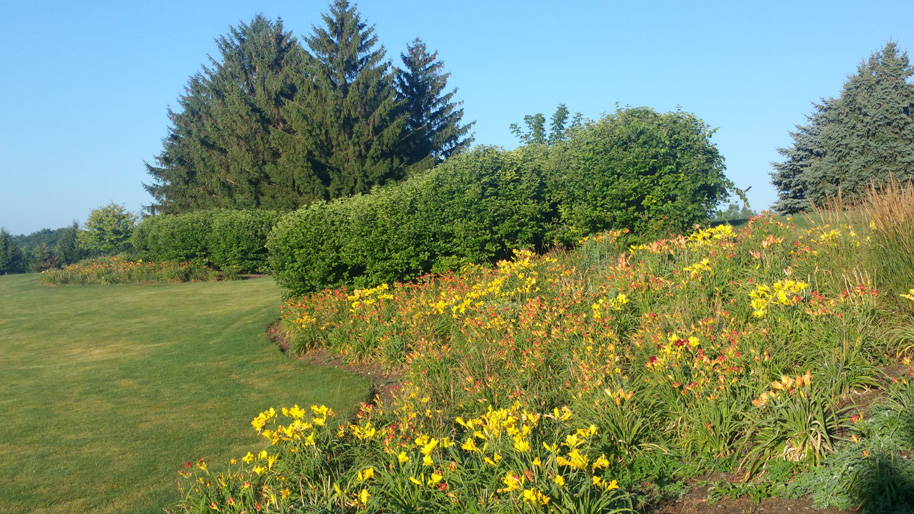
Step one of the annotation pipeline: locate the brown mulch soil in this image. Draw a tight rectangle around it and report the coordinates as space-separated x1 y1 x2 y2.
649 496 849 514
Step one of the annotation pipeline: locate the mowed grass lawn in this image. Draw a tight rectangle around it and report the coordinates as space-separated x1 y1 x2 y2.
0 274 370 514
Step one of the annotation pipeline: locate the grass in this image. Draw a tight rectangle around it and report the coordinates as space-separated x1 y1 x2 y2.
0 274 370 514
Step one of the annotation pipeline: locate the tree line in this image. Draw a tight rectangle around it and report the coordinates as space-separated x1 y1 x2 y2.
0 225 82 274
0 203 138 274
144 0 473 215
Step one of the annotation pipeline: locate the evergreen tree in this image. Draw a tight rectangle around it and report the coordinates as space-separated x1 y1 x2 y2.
0 228 25 274
395 38 474 171
770 99 830 214
145 15 308 214
29 243 58 272
282 0 407 199
54 222 83 266
771 42 914 212
810 42 914 205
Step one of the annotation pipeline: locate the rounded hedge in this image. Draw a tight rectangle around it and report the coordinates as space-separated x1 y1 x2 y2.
267 146 550 296
547 107 734 242
208 209 282 272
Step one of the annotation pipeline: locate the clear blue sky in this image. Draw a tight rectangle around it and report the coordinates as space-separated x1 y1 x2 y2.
2 0 912 235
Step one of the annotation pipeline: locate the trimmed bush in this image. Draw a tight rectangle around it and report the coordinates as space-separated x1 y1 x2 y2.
208 210 282 272
137 211 212 263
132 209 278 272
270 107 741 295
422 145 551 269
268 146 549 296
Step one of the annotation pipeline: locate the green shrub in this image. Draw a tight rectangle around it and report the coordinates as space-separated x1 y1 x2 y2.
268 146 550 296
547 106 737 243
135 211 212 263
133 209 279 273
208 209 282 273
269 107 740 295
421 145 550 268
268 174 437 295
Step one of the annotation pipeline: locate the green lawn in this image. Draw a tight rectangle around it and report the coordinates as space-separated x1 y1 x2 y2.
0 274 370 514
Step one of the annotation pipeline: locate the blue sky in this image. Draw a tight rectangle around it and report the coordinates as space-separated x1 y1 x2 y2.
2 0 912 235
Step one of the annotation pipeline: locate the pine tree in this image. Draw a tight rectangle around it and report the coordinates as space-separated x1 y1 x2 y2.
145 15 308 214
771 42 914 212
395 38 474 171
29 243 58 273
54 222 83 266
282 0 407 199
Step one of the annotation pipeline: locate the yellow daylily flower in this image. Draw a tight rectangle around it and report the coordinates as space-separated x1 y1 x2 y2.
522 488 550 505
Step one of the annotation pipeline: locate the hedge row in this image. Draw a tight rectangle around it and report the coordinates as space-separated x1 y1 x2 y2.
267 147 549 294
268 107 738 296
132 209 281 273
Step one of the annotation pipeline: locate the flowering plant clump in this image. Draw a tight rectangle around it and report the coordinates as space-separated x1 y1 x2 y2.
39 255 226 285
176 403 631 513
176 207 914 512
748 280 808 317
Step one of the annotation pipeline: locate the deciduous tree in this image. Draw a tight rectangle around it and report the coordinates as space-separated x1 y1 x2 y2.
79 203 137 255
510 104 582 146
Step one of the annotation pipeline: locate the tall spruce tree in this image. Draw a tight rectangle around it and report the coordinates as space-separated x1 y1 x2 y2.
770 99 831 214
281 0 406 199
395 38 474 171
809 41 914 205
771 42 914 212
145 15 308 214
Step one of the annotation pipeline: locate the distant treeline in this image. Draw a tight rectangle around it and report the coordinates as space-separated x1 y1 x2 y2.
1 224 82 274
